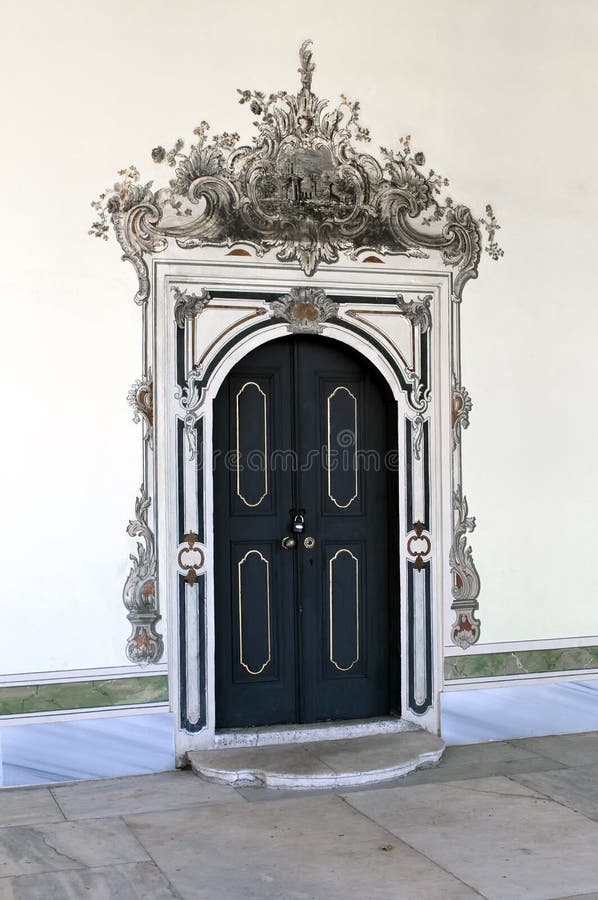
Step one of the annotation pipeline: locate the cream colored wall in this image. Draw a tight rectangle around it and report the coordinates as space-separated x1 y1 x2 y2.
1 0 596 674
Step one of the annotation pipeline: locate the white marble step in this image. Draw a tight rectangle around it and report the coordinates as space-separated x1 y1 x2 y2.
188 728 445 789
214 715 419 749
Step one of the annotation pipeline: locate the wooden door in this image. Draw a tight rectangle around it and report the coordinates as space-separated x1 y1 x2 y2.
214 336 396 728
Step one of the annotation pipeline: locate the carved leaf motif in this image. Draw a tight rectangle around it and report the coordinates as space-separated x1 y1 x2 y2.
122 487 163 664
91 42 501 302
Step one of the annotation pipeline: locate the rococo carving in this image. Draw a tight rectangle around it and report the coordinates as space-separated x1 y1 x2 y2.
449 486 481 649
122 487 163 664
90 41 498 667
127 373 153 448
271 287 339 333
173 286 211 328
452 380 472 449
396 294 432 333
90 41 502 303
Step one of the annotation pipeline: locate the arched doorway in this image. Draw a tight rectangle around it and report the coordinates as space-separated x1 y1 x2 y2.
213 335 399 728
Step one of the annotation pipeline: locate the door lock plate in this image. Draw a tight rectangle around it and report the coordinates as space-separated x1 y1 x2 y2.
303 536 316 550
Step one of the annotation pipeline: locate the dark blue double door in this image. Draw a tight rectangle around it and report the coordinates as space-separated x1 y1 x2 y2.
214 336 397 727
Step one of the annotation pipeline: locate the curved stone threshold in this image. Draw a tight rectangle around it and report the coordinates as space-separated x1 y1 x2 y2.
214 715 419 749
188 728 445 790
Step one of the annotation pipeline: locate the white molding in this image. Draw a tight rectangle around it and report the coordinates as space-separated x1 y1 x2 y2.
0 703 169 727
0 665 168 688
443 636 598 657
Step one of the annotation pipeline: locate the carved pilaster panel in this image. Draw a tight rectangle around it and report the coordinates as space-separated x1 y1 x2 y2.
122 487 163 664
449 487 481 649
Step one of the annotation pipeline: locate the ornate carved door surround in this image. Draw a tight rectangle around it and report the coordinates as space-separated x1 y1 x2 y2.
93 41 500 761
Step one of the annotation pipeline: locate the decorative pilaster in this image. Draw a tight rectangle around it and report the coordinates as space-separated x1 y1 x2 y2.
122 487 163 664
449 486 481 649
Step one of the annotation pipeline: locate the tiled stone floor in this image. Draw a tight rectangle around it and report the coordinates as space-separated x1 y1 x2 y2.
2 733 598 898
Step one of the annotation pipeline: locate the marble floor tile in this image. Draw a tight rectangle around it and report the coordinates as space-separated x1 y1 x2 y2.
0 817 148 878
126 795 481 899
510 732 598 767
551 894 598 899
0 860 179 900
343 775 598 900
51 770 242 820
513 762 598 822
0 790 64 828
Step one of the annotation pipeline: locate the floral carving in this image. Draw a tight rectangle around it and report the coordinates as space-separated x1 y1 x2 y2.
172 286 211 327
452 380 473 449
127 373 153 448
396 293 432 333
449 486 481 649
122 487 163 664
90 41 502 303
271 287 339 333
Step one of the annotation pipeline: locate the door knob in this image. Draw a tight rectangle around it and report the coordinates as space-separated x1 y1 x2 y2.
281 535 297 550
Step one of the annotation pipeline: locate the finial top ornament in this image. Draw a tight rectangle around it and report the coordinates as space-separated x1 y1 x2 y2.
90 40 502 303
298 39 315 93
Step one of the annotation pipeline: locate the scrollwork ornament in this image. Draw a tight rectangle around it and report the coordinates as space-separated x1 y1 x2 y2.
127 373 153 448
174 366 205 459
173 286 211 328
452 379 473 449
412 415 425 461
396 293 432 333
91 42 502 301
122 486 163 664
449 486 481 649
271 287 338 333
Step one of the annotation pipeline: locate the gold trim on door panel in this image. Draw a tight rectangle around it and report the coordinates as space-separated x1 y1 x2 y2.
329 548 359 672
236 381 268 508
327 386 358 509
238 549 271 675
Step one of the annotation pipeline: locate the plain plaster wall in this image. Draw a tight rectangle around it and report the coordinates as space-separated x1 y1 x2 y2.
1 0 597 675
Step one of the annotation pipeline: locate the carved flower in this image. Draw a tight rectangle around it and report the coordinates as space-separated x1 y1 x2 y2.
414 151 426 166
107 196 120 213
292 301 319 322
151 146 166 163
386 159 432 213
250 100 263 115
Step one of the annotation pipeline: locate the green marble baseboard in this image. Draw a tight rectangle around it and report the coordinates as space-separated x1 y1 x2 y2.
0 675 169 716
444 646 598 681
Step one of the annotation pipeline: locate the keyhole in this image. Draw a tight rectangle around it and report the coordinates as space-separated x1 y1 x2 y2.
309 559 314 567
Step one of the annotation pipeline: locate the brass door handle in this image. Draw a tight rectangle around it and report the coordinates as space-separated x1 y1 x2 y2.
281 535 297 550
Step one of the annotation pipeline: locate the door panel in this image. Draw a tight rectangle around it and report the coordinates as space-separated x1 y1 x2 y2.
296 338 391 722
214 335 395 728
214 342 296 727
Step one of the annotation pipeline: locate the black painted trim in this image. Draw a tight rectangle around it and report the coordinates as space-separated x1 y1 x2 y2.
407 561 433 714
405 418 413 533
176 320 186 389
423 419 430 529
177 418 185 543
178 573 206 732
195 417 204 545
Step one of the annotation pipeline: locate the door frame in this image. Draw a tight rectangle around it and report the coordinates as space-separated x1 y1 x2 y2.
153 252 457 761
